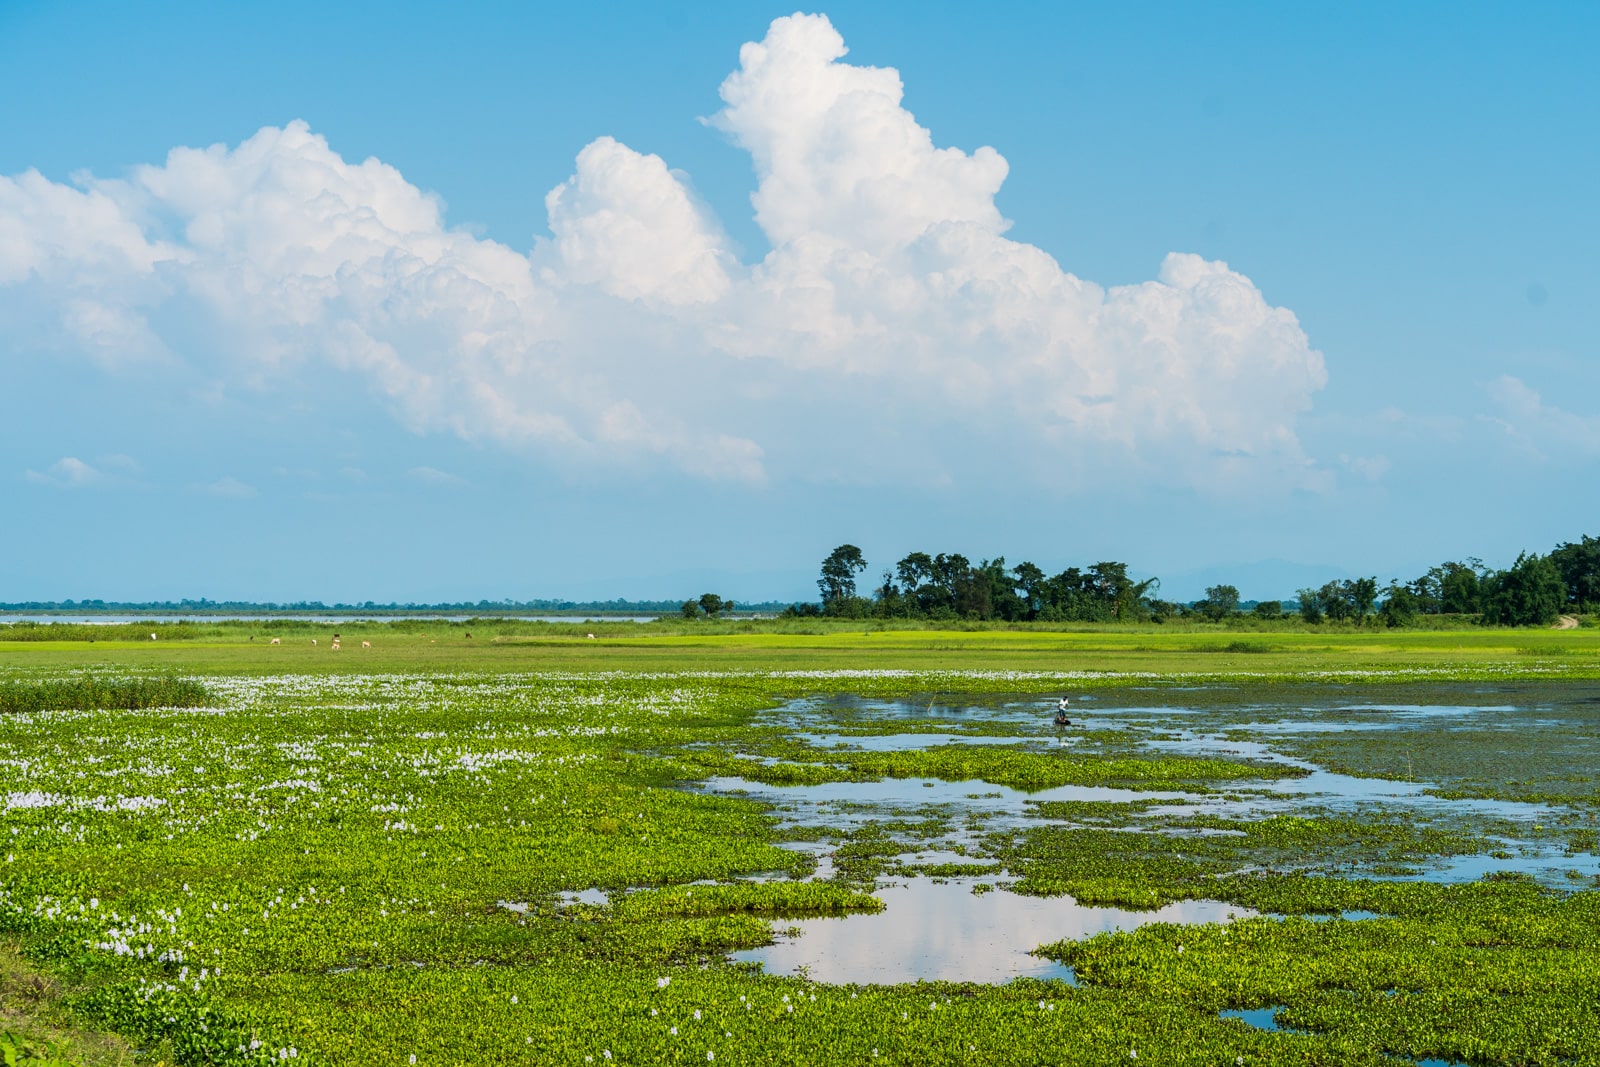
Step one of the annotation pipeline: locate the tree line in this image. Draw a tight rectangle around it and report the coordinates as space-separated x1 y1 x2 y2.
793 533 1599 627
795 546 1164 622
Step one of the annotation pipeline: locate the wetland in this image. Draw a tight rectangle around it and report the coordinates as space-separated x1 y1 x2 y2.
0 626 1597 1064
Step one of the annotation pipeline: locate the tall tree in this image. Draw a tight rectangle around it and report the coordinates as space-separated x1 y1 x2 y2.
818 545 868 612
1199 584 1240 622
1550 535 1600 611
1319 580 1353 622
1480 552 1565 626
896 553 935 597
1012 561 1046 619
1438 561 1482 614
1296 587 1324 624
1089 561 1138 620
1381 582 1417 628
1349 577 1379 624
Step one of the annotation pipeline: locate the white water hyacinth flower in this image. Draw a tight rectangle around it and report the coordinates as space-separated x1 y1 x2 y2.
657 976 671 989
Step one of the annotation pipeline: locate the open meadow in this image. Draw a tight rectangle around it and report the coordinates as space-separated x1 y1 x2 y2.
2 622 1598 1065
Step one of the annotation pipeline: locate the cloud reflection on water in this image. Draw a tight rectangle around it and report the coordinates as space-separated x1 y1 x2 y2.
732 876 1250 984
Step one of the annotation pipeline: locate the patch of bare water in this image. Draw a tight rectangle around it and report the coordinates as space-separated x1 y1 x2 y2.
732 876 1252 984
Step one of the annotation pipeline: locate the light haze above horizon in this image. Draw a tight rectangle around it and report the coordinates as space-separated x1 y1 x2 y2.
3 2 1596 604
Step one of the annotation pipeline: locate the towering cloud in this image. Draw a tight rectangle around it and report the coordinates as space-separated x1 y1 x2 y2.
0 13 1327 492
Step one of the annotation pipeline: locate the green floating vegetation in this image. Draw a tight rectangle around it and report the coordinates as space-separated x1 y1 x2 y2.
1003 814 1495 909
681 741 1301 792
0 669 1596 1064
1042 878 1600 1065
608 883 883 921
0 676 213 714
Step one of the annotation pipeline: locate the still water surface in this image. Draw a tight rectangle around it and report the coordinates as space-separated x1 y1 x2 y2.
732 876 1251 984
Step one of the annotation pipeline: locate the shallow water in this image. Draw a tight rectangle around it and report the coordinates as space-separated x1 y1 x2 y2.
701 774 1189 830
709 706 1600 884
1220 1005 1291 1031
732 876 1250 984
1142 730 1563 822
1219 1006 1468 1066
697 687 1599 988
1289 910 1380 923
797 732 1034 752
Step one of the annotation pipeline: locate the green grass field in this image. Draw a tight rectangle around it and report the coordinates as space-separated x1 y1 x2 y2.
3 619 1597 678
2 624 1597 1064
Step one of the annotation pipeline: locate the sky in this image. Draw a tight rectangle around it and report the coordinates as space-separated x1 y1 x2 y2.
2 1 1597 604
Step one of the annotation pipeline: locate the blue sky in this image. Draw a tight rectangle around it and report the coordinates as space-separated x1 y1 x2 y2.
2 1 1596 603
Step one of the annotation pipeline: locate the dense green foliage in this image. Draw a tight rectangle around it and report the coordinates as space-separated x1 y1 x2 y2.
809 547 1160 623
1550 535 1600 612
0 676 211 714
0 1031 79 1066
1296 578 1379 625
817 545 869 610
795 534 1597 628
1480 552 1568 627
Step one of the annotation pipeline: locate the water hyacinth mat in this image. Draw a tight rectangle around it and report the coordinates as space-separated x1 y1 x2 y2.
1 671 1597 1064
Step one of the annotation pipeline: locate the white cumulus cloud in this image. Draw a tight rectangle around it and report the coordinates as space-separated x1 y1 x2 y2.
543 137 734 305
0 13 1329 494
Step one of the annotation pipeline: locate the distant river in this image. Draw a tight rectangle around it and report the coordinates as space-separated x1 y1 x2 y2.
0 614 664 625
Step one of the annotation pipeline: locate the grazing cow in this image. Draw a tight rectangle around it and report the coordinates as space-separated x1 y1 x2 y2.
270 638 281 645
587 633 595 639
311 639 317 646
361 640 371 648
331 641 341 651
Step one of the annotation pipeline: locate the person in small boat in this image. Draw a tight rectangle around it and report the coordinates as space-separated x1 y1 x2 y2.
1054 697 1072 726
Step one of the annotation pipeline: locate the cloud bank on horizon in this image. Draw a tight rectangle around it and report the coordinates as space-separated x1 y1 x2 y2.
1 13 1332 493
